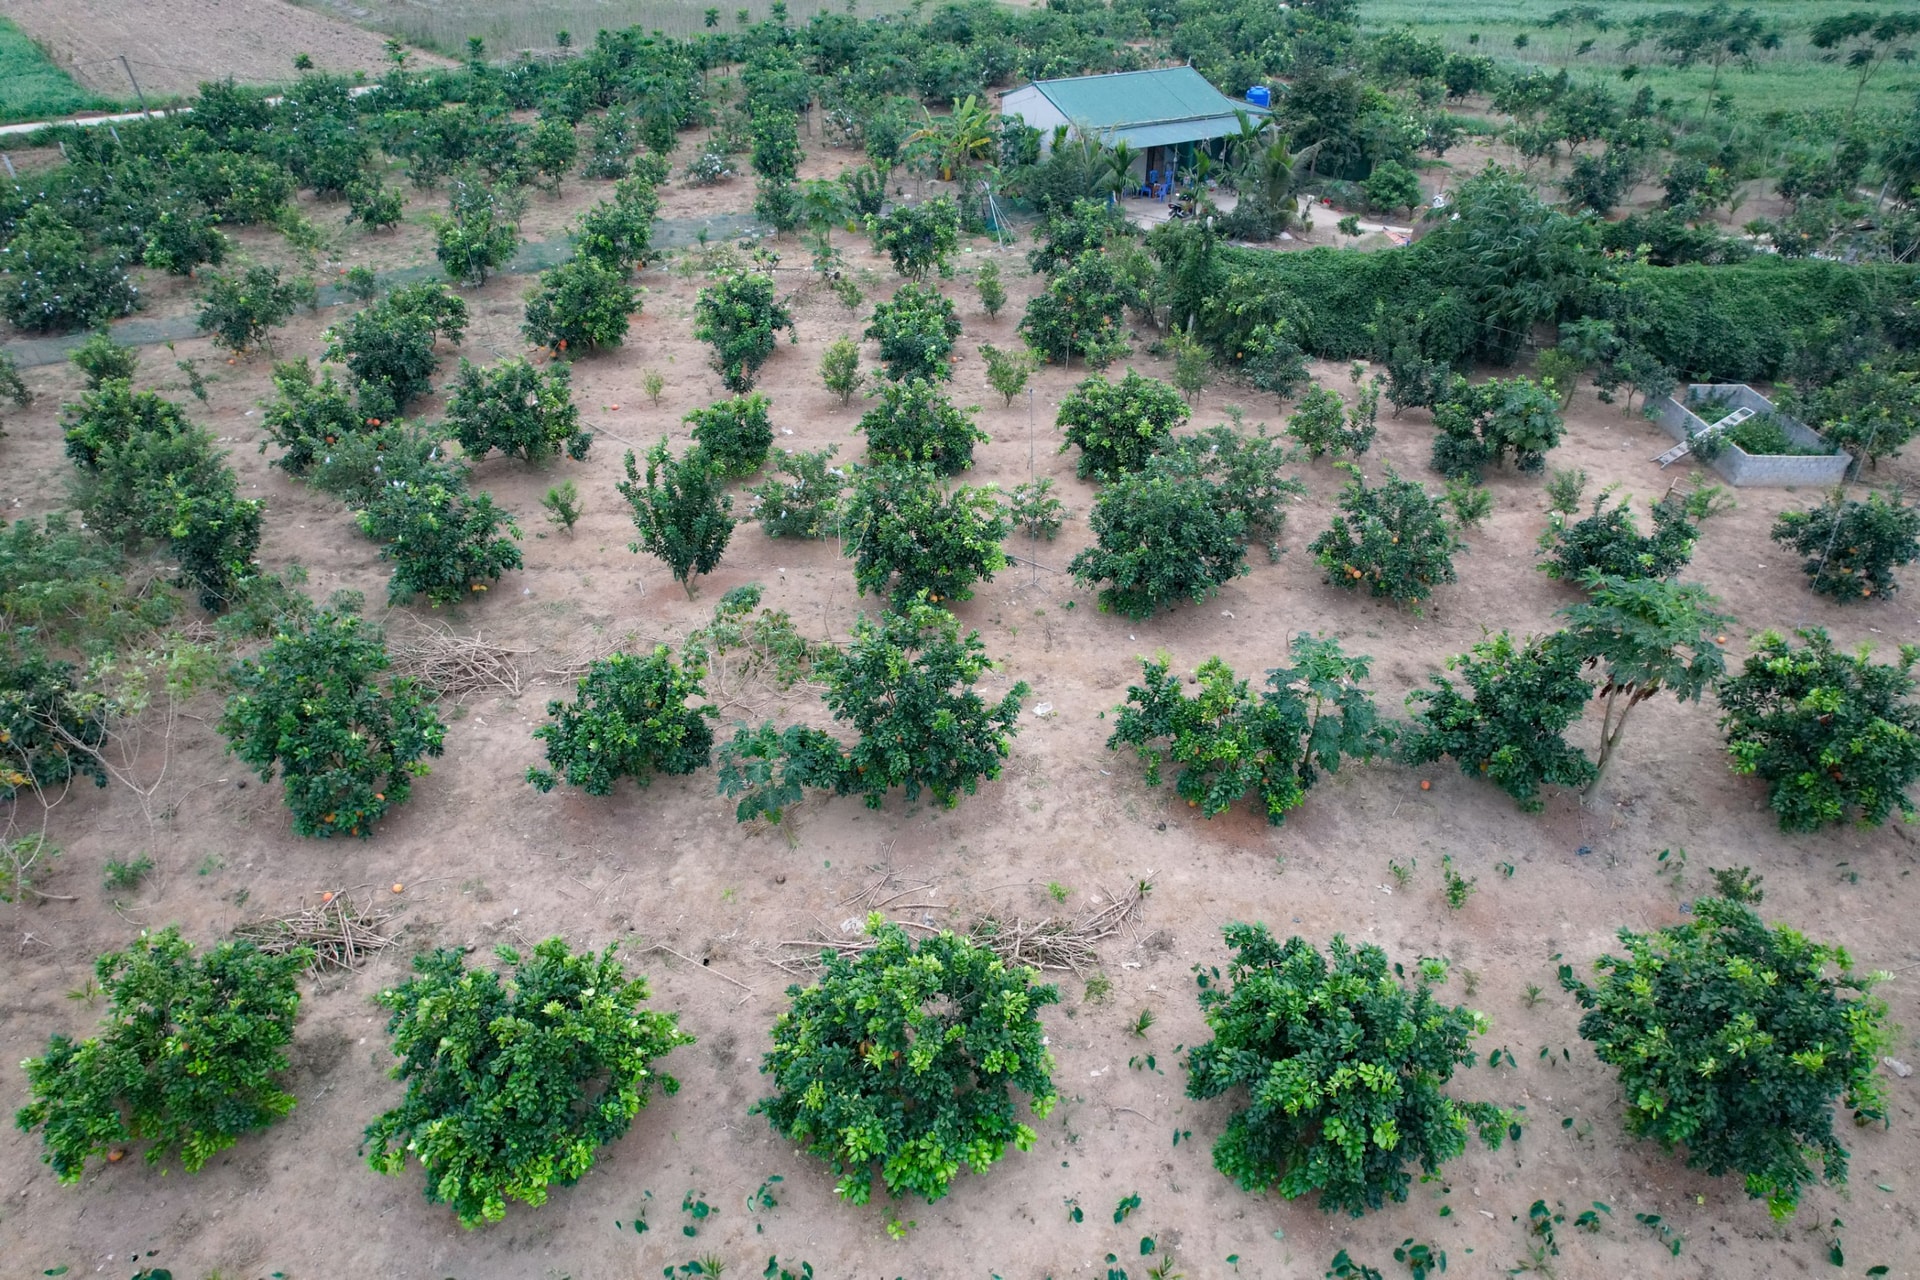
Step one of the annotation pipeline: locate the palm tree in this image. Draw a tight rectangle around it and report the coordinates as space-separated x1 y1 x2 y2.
1222 110 1272 186
1101 140 1141 200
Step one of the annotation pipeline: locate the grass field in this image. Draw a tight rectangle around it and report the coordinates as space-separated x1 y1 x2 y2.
1366 0 1920 121
291 0 919 57
0 17 116 123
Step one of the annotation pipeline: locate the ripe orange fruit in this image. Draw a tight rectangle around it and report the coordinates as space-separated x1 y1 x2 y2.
1420 780 1431 791
391 882 404 893
321 891 335 903
107 1149 126 1163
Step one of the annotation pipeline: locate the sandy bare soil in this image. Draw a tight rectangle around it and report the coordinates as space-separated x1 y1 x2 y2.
2 127 1920 1280
0 0 447 99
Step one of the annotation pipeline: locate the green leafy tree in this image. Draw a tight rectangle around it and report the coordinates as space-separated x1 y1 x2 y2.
1069 469 1246 619
718 597 1027 819
619 442 735 597
324 282 469 419
1 637 109 801
219 609 447 838
1154 425 1307 563
1007 477 1066 540
1792 360 1920 470
358 479 524 606
0 513 175 653
753 919 1057 1204
446 358 590 464
843 462 1008 608
345 177 405 230
431 202 519 287
1716 627 1920 831
1539 489 1699 583
1108 637 1392 824
15 928 306 1183
694 271 795 392
1057 368 1188 480
573 172 662 274
1561 898 1891 1219
857 379 987 474
1558 575 1731 794
1624 4 1784 106
1429 375 1565 480
365 940 692 1227
1287 382 1377 459
866 283 963 382
527 647 716 795
979 342 1035 407
69 330 138 389
866 197 962 280
196 265 312 357
1362 160 1422 218
1019 251 1132 368
1309 468 1461 611
976 260 1007 318
686 392 776 479
750 445 844 540
820 335 862 404
522 255 639 355
523 115 579 192
1771 490 1920 603
0 205 139 334
1186 925 1507 1218
1402 630 1597 811
1027 199 1121 275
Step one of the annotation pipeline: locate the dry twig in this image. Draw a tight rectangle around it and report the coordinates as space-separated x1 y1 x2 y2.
233 893 397 975
388 622 530 700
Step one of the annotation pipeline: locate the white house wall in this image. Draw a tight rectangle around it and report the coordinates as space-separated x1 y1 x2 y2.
999 85 1069 146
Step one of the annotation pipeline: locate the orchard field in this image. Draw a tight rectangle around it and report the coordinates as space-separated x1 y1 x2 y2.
2 5 1920 1279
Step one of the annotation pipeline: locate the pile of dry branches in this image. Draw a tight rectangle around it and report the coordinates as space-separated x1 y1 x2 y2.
233 893 397 975
388 621 528 700
771 873 1155 977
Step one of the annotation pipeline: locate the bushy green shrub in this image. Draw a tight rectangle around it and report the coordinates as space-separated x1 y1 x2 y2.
69 330 139 389
0 637 109 802
980 341 1034 406
1019 251 1131 368
1056 368 1187 480
1186 925 1507 1218
1770 490 1920 603
346 177 406 230
754 918 1056 1204
15 928 306 1183
526 647 716 795
1069 469 1246 619
365 940 692 1227
1716 627 1920 831
843 462 1008 608
976 260 1006 317
220 609 446 838
619 442 735 597
1153 424 1306 563
1562 899 1891 1219
1402 630 1597 811
1007 477 1066 540
357 479 523 606
694 271 794 392
685 392 774 479
866 196 961 280
324 283 469 419
1109 637 1392 825
750 445 845 540
1539 490 1698 584
446 358 589 464
1286 382 1378 459
1309 468 1460 610
820 334 862 404
857 378 986 474
431 204 519 287
866 282 963 382
0 206 139 334
1429 375 1564 480
1028 199 1122 275
522 254 638 355
196 265 313 357
573 173 662 273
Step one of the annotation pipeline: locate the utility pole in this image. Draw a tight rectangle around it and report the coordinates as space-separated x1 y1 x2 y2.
118 55 150 114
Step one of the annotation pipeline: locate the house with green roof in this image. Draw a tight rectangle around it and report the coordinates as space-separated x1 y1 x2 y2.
1000 65 1270 194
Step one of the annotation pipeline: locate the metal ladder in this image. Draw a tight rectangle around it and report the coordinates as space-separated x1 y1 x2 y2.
1654 405 1753 467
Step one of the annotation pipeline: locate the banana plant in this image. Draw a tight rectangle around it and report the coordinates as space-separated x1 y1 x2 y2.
910 95 997 181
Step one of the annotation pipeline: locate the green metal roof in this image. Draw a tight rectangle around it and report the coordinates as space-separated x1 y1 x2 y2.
1028 66 1267 139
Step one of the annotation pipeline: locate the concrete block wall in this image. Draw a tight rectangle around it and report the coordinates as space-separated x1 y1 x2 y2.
1652 384 1851 487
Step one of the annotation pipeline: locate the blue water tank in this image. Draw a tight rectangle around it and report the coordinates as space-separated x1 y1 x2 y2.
1246 85 1272 109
